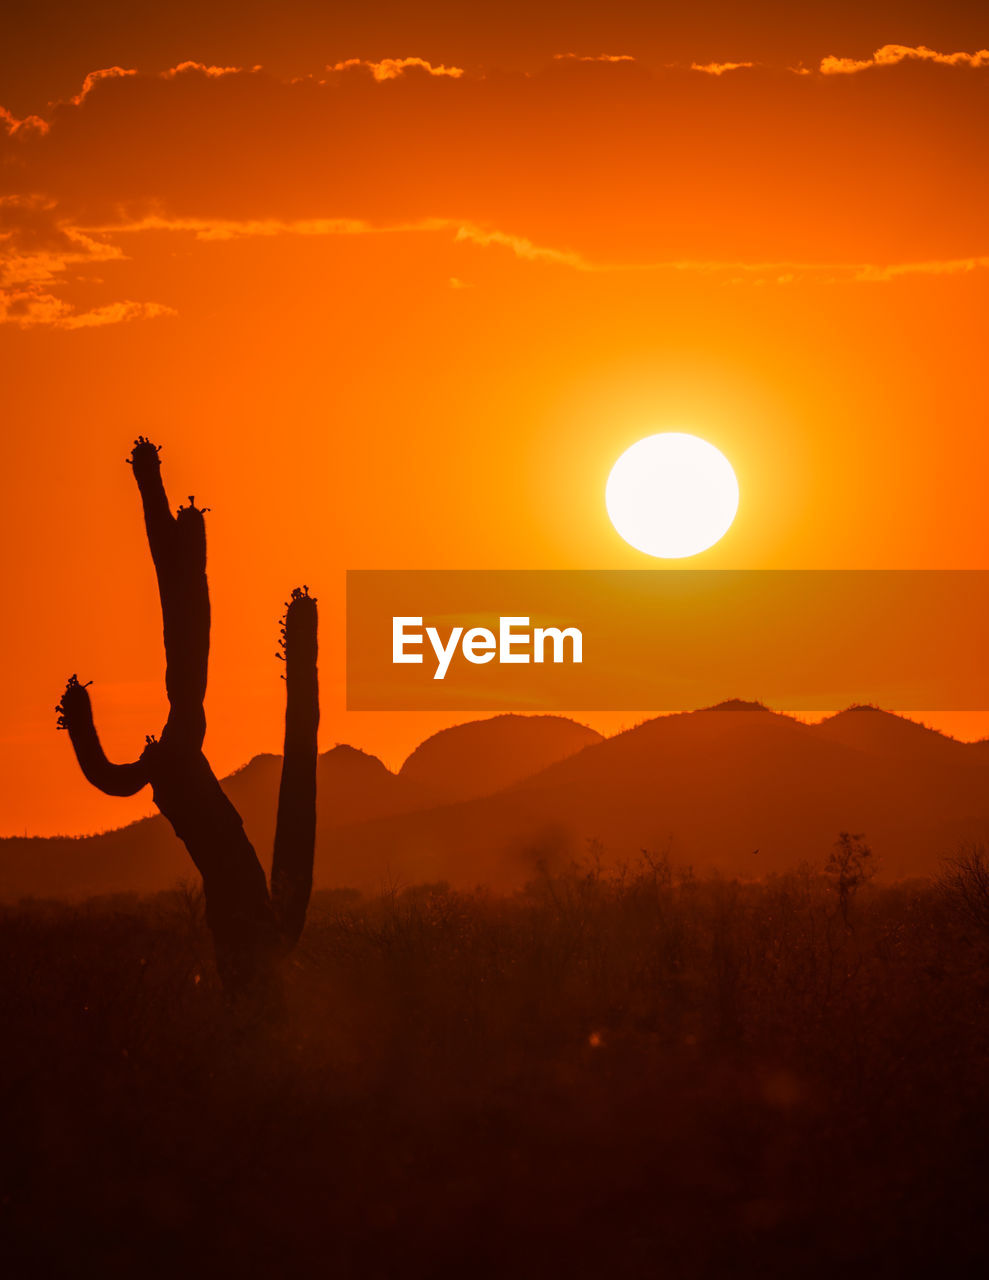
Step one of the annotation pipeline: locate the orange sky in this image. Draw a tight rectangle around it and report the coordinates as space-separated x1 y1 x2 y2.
2 8 988 835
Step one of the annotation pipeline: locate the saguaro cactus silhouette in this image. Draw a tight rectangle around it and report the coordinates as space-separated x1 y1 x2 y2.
56 438 319 993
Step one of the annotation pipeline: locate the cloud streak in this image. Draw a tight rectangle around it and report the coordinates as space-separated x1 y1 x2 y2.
91 211 989 284
3 53 989 324
4 196 989 329
328 57 465 81
1 293 176 328
1 104 48 137
70 66 138 105
452 224 589 268
819 44 989 75
553 54 636 64
690 61 753 76
0 196 174 329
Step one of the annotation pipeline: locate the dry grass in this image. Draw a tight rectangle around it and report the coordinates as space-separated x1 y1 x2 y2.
4 851 989 1278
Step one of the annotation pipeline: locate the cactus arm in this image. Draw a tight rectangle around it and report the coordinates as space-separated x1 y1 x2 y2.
129 437 209 752
128 436 173 566
55 676 149 798
270 587 319 948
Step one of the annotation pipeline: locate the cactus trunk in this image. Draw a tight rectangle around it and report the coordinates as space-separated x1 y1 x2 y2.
56 439 319 998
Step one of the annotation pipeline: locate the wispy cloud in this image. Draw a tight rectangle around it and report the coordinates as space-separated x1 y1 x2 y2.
0 196 123 283
819 44 989 76
328 57 464 81
107 211 989 285
3 54 989 323
690 61 753 76
104 213 387 241
842 256 989 282
452 224 589 268
70 62 258 105
1 292 176 329
96 214 590 266
70 66 138 105
0 196 175 329
1 104 49 136
553 54 636 64
452 229 989 285
5 195 988 325
643 255 989 284
162 61 254 80
449 223 989 283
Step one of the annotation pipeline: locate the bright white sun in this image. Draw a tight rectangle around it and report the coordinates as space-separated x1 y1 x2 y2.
606 432 739 559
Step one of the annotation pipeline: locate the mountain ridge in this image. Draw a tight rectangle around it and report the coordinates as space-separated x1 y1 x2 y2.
3 706 987 900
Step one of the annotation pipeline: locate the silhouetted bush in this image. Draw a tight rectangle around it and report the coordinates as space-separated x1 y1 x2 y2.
3 858 988 1278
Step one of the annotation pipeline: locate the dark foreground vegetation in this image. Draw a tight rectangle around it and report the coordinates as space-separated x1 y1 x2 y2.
4 846 989 1278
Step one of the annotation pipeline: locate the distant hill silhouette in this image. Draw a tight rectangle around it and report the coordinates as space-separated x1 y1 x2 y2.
306 704 989 890
399 713 603 803
0 715 598 899
224 743 432 857
813 704 981 760
3 705 988 900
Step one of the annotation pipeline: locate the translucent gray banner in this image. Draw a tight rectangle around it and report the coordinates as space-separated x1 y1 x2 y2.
346 570 989 711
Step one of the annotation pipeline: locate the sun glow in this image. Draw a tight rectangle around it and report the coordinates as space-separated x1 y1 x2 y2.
605 432 739 558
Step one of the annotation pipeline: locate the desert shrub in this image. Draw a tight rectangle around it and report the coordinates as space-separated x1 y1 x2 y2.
937 844 989 940
3 855 989 1278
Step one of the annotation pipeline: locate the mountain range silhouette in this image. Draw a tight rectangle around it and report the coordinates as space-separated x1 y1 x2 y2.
4 705 988 899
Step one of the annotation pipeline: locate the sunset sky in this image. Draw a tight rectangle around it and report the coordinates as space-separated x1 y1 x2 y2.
2 2 988 835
